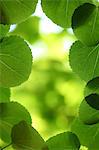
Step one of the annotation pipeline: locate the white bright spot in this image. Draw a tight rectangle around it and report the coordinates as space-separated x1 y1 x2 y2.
40 18 63 34
33 0 44 17
30 42 48 60
67 28 74 35
63 39 73 52
9 24 16 32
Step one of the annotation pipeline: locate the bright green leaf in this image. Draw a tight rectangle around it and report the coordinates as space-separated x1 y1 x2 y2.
10 16 40 44
84 77 99 96
46 131 80 150
0 0 38 24
79 94 99 125
41 0 94 28
11 121 47 150
69 41 99 82
71 117 99 148
0 36 32 87
0 24 10 39
0 87 10 103
0 102 31 143
72 3 99 46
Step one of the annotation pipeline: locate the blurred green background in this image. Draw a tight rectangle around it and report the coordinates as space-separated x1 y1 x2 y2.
9 2 85 142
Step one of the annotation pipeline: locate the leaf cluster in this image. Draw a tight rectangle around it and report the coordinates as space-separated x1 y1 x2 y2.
0 0 99 149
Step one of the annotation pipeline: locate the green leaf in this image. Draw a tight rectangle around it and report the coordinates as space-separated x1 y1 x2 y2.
10 16 40 44
0 102 31 143
0 24 10 39
0 36 32 87
79 94 99 125
72 3 99 46
41 0 94 28
71 117 99 148
69 41 99 82
0 87 10 103
88 131 99 150
84 77 99 96
0 0 38 24
46 131 80 150
11 121 47 150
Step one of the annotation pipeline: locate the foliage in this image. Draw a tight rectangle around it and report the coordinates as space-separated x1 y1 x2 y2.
72 3 99 46
46 132 80 150
0 36 32 87
11 121 47 150
0 0 99 150
10 16 40 44
41 0 94 28
0 0 38 24
0 24 10 39
0 87 10 102
69 41 99 82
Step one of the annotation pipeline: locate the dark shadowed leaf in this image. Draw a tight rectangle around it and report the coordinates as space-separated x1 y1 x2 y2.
79 94 99 125
0 102 31 143
72 3 99 46
11 121 47 150
84 77 99 96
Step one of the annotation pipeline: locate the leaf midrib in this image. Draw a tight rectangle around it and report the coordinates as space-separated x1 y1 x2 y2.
0 59 23 79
